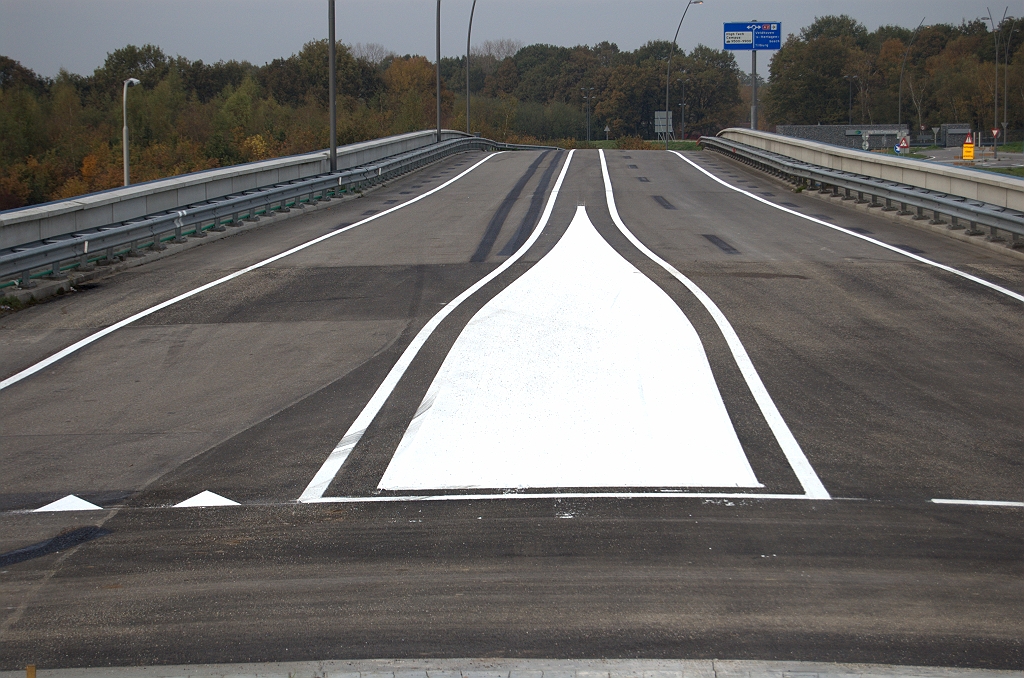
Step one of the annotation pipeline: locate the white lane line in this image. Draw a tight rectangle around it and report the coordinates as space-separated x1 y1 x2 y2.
306 492 815 504
931 498 1024 507
378 205 760 491
599 149 831 500
672 150 1024 304
0 153 503 392
298 150 576 501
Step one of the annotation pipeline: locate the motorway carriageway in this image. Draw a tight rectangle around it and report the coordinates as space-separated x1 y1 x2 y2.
0 149 1021 669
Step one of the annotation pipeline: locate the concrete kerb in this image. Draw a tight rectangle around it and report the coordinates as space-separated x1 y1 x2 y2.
1 659 1019 678
0 175 392 307
706 150 1024 264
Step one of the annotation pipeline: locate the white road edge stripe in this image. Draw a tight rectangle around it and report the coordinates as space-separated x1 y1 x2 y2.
671 150 1024 304
931 498 1024 507
0 152 502 392
298 150 576 502
599 149 831 500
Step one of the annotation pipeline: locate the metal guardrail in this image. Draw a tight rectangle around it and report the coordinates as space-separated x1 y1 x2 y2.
700 136 1024 246
1 137 556 288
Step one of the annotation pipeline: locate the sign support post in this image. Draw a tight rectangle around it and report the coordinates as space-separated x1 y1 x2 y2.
751 49 758 130
724 22 780 132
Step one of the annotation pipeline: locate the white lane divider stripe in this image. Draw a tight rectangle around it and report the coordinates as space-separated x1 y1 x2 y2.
599 149 831 500
0 153 502 392
931 498 1024 508
672 150 1024 305
305 491 819 504
298 150 576 501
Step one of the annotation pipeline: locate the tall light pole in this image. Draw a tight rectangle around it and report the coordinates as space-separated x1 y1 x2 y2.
328 0 337 172
436 0 442 143
122 77 140 186
666 0 702 149
1004 18 1017 148
678 74 686 140
843 74 858 125
580 87 594 142
466 0 478 134
898 17 926 134
987 7 1008 160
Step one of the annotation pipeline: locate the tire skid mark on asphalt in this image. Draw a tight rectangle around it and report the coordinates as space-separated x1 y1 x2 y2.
0 153 504 392
674 150 1024 304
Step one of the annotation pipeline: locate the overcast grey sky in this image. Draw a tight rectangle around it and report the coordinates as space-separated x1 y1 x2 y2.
1 0 1016 78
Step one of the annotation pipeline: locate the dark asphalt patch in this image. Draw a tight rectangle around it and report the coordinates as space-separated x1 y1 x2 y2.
780 202 800 208
361 210 378 216
702 234 741 254
0 526 110 567
811 214 837 222
471 151 550 263
761 192 776 196
627 165 638 169
383 200 399 205
331 222 352 231
652 196 677 210
894 244 926 254
637 177 650 183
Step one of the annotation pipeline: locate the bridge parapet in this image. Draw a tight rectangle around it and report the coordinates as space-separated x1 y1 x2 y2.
717 128 1023 212
0 130 470 251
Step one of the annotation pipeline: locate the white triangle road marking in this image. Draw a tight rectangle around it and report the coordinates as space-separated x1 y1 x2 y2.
33 495 104 512
173 490 240 508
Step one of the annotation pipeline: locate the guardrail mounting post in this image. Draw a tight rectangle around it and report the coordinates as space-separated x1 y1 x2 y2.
18 270 36 289
986 226 1005 242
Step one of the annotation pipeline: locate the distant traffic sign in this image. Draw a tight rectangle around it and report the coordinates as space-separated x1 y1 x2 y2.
899 137 909 149
992 128 1001 138
724 22 782 51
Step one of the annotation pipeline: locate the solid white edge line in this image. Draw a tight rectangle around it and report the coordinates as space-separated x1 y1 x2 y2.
305 492 815 503
598 149 831 500
931 498 1024 507
671 150 1024 304
0 152 503 392
298 149 576 502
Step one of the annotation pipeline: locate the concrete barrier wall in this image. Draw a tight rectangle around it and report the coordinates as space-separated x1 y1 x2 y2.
717 128 1024 212
0 130 469 250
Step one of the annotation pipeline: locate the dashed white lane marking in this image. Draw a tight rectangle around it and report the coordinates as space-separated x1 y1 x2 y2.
378 206 760 491
672 150 1024 305
173 490 240 507
599 149 831 500
33 495 103 512
299 150 576 501
0 153 503 392
931 498 1024 508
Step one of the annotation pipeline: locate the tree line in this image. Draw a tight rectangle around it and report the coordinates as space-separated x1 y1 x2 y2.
763 14 1023 133
0 38 742 210
2 13 1019 210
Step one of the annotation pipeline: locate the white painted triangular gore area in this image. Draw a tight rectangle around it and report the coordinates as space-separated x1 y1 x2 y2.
378 206 762 491
33 495 104 512
173 490 241 508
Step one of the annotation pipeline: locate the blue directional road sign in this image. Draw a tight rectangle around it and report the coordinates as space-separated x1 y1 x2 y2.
724 22 782 51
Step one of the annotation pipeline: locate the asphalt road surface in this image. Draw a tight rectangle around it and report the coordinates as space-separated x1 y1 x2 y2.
1 149 1021 670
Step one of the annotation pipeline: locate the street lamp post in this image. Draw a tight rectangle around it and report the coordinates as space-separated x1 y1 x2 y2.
580 87 594 142
843 75 858 125
122 77 140 186
677 74 686 140
987 7 1008 160
665 0 703 150
328 0 337 172
466 0 478 134
436 0 442 143
898 17 925 133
